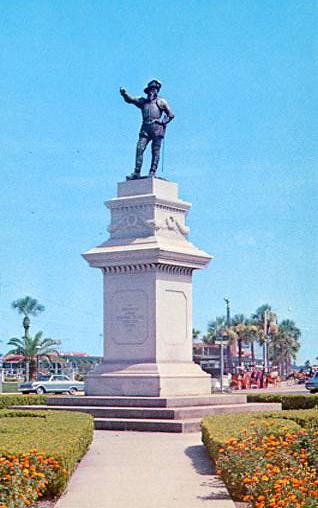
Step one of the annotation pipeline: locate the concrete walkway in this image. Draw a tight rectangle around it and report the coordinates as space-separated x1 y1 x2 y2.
55 431 235 508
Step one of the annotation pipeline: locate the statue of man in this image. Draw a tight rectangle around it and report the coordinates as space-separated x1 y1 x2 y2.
120 80 174 179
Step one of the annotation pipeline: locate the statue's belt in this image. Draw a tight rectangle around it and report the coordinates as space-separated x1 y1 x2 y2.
143 119 161 125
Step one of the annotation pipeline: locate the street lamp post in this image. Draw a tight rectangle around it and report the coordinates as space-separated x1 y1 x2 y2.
220 332 224 392
224 298 231 373
263 310 268 373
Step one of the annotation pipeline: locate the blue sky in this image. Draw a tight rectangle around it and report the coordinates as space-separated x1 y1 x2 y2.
1 0 317 363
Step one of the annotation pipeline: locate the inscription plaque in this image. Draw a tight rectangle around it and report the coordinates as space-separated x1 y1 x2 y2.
110 289 148 345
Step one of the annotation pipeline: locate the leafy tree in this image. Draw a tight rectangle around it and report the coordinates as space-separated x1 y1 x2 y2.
192 328 201 341
206 316 236 372
230 314 263 367
269 320 301 376
230 314 247 367
11 296 45 338
7 332 61 381
248 322 265 365
206 316 235 344
252 304 278 369
252 304 277 334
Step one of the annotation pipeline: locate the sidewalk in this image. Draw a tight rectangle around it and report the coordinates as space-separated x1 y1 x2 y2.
55 431 235 508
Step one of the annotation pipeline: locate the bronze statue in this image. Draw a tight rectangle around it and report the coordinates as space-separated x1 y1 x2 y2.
120 80 174 179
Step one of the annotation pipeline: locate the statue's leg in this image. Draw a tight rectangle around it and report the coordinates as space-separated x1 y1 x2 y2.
149 137 163 176
135 134 149 176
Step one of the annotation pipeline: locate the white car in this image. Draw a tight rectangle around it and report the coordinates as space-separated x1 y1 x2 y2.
18 374 84 395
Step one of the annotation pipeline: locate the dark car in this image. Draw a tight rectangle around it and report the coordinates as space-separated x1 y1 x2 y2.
305 372 318 393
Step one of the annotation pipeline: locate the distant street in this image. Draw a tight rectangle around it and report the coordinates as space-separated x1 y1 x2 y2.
240 381 307 394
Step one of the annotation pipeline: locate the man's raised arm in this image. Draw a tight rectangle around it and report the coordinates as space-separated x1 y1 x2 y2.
120 87 143 108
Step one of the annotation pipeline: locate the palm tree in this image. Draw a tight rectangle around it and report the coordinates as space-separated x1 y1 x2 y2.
11 296 45 338
206 316 236 373
230 315 264 367
252 304 278 369
269 320 301 377
245 321 265 365
230 314 244 367
7 332 61 381
206 316 230 343
192 328 201 342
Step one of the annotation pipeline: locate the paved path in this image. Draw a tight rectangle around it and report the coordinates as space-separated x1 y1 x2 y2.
55 431 235 508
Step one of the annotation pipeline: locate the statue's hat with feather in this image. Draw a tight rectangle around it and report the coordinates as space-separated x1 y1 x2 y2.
144 79 161 94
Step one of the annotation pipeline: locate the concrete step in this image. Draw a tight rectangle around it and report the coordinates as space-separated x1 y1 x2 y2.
94 418 200 433
93 402 282 432
47 393 248 408
11 402 282 426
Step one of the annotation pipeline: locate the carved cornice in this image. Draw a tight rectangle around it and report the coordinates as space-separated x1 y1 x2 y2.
107 200 190 214
102 263 193 276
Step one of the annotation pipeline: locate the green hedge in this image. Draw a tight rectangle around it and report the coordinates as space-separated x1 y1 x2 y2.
247 392 318 410
265 408 318 430
203 411 318 505
0 409 94 496
1 381 19 393
0 393 48 408
201 412 301 461
202 408 318 463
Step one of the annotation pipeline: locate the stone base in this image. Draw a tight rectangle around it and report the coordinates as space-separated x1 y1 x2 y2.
84 361 211 397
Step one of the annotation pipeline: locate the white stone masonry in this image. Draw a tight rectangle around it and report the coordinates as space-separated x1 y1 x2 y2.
83 178 212 396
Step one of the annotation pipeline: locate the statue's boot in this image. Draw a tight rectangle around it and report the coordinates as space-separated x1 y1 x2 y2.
128 169 141 180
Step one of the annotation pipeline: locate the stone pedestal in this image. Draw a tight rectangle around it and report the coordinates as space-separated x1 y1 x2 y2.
83 178 212 396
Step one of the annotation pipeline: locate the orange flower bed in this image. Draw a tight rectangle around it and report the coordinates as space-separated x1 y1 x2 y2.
0 450 65 508
216 420 318 507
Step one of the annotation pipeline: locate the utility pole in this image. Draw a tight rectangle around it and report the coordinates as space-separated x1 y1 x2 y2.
224 298 230 326
224 298 232 373
220 330 224 392
263 309 270 373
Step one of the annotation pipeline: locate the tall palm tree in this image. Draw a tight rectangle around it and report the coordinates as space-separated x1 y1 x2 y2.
230 314 245 367
246 323 260 365
230 314 261 368
7 332 61 381
206 316 233 343
206 316 236 373
11 296 45 338
269 320 301 377
252 304 278 369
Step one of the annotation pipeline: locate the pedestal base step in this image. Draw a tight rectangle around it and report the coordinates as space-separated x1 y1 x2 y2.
94 418 199 433
47 393 248 408
11 401 282 432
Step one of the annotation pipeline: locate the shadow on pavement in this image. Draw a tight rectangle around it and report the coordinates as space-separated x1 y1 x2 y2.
184 445 234 501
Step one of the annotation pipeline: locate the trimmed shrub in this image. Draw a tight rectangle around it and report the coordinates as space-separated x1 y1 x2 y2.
202 410 318 507
247 392 318 410
202 412 300 461
265 408 318 431
0 393 47 409
0 409 94 500
0 450 61 507
1 381 19 393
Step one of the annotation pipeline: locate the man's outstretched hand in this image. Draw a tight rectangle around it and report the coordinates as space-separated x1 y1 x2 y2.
120 87 127 96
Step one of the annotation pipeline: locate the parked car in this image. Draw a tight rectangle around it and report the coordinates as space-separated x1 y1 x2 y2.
18 375 84 395
305 372 318 393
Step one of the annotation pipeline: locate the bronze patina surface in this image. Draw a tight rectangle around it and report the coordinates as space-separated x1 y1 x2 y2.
120 80 174 179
